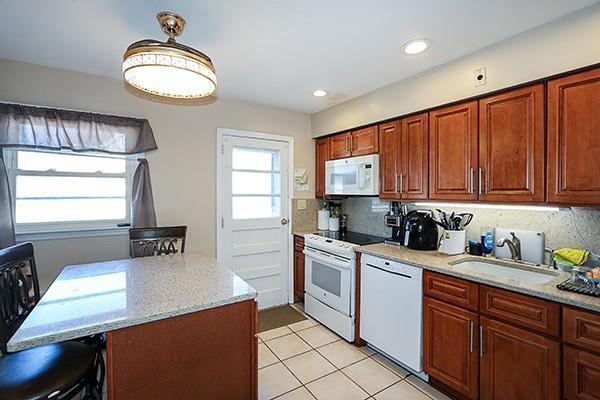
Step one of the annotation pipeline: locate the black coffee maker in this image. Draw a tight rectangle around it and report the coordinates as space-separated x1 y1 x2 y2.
403 210 439 250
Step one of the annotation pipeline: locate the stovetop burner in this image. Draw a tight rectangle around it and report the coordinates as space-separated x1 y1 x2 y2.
312 231 385 246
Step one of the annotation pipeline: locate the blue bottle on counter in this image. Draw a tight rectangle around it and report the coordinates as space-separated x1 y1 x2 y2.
481 226 494 255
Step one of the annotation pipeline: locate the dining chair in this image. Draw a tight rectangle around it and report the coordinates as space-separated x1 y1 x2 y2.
0 242 103 400
129 225 187 258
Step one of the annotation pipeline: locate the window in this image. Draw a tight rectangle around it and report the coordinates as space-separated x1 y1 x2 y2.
3 148 136 234
231 146 281 219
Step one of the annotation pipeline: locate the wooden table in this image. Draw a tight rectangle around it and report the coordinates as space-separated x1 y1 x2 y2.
8 253 258 400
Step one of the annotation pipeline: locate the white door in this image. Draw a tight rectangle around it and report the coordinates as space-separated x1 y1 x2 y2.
217 130 291 309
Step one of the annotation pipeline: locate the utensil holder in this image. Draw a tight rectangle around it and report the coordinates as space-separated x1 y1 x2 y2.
439 230 466 255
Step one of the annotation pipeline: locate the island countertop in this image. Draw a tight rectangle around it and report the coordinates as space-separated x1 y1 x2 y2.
7 253 257 352
357 243 600 313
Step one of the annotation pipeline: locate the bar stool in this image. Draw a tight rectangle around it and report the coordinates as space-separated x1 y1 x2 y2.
0 242 102 400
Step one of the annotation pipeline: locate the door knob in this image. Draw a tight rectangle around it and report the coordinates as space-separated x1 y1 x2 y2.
281 218 289 225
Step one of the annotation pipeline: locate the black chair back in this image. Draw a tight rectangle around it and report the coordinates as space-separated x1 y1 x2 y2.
0 242 39 354
129 226 187 258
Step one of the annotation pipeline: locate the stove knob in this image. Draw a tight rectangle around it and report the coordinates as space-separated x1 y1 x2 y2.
338 243 344 247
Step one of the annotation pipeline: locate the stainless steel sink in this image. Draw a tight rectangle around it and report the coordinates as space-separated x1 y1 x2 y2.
449 258 560 285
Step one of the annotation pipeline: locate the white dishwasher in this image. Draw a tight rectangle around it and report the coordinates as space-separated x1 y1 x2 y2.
360 254 423 372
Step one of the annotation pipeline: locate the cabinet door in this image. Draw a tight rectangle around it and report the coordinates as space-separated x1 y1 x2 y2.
479 84 545 202
401 112 429 200
351 126 379 156
564 345 600 400
315 138 329 198
429 102 478 200
548 68 600 204
294 250 304 300
480 316 560 400
329 132 352 160
424 297 479 399
378 121 401 200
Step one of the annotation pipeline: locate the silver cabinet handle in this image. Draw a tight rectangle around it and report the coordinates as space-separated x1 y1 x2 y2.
478 167 483 195
469 167 474 193
399 174 403 194
479 324 484 357
350 135 353 153
470 321 474 353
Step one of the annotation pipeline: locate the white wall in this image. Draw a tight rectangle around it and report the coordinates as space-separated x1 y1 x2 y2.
0 59 313 290
311 4 600 136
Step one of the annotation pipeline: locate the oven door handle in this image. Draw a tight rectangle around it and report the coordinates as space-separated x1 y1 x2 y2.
303 249 353 270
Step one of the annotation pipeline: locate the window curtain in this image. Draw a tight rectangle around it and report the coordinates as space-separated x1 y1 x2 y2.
0 152 15 249
0 102 157 154
131 159 157 228
0 102 159 245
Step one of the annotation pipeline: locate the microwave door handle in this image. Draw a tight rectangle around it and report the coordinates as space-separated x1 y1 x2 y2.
357 164 366 189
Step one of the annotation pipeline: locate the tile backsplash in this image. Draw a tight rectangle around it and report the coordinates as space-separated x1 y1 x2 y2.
292 197 600 256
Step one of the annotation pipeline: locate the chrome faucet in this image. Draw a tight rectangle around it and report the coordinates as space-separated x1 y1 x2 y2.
496 232 522 261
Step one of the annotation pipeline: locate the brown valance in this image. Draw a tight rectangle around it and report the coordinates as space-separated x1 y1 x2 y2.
0 102 158 154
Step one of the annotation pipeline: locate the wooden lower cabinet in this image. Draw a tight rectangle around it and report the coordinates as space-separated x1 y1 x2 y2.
294 250 304 300
424 297 479 399
564 345 600 400
479 316 560 400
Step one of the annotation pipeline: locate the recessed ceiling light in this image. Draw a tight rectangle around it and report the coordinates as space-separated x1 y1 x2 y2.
401 39 430 55
313 89 328 97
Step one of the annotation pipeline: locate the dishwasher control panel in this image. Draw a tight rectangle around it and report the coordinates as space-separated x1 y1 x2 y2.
361 254 423 281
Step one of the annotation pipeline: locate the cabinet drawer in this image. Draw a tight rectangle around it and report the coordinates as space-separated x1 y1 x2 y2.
563 306 600 354
480 285 560 336
424 271 478 311
564 345 600 400
294 235 305 252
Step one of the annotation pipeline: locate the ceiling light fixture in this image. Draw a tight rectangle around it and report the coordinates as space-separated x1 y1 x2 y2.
313 89 328 97
122 12 217 99
401 39 430 55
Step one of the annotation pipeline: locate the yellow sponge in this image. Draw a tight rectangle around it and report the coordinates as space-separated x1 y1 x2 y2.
554 248 590 266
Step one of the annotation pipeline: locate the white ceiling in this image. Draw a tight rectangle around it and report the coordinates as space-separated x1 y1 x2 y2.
0 0 597 113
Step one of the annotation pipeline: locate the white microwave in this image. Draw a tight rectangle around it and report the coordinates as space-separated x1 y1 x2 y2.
325 154 379 195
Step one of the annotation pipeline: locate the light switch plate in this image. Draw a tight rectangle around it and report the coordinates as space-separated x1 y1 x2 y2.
297 199 307 210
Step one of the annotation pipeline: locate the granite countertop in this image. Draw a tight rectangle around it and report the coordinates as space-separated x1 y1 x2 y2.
7 253 257 352
357 243 600 313
293 228 318 236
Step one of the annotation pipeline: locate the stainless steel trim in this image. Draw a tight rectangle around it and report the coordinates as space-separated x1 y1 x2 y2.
478 167 483 195
470 321 474 353
349 135 353 153
395 174 398 192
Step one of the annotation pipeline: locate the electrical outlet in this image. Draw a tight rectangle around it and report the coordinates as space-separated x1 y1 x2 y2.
297 199 307 210
474 67 487 87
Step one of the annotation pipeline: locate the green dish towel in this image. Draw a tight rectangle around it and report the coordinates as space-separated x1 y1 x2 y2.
554 248 590 266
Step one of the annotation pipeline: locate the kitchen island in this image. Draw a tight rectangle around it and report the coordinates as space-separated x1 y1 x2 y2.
7 253 258 400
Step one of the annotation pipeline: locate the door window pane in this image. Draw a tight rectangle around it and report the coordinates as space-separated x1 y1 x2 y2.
232 147 280 171
232 196 280 219
232 171 280 195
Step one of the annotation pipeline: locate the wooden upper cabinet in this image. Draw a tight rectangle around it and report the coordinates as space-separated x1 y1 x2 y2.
479 84 545 202
329 127 378 160
351 126 379 156
424 297 479 399
480 317 560 400
548 68 600 205
329 132 352 160
315 137 329 198
402 113 429 200
429 101 478 200
378 120 402 200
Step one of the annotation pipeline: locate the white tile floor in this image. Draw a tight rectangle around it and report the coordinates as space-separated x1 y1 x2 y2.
258 303 451 400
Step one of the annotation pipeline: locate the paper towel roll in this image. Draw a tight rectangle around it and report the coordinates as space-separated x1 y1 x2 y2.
318 209 330 230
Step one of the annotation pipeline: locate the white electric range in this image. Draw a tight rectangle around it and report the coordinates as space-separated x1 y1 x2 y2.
303 231 384 341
